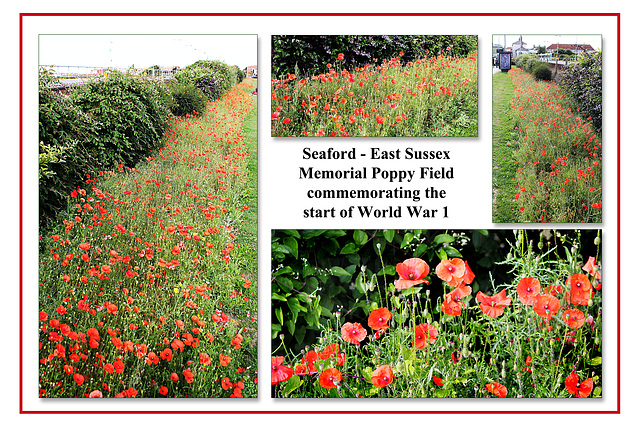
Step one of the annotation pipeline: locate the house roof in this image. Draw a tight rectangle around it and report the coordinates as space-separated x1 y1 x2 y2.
547 43 595 51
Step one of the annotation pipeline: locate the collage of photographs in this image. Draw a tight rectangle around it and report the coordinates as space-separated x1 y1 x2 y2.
10 9 630 424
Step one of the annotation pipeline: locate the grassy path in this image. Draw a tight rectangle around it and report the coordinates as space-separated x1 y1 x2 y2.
492 71 519 222
38 80 258 398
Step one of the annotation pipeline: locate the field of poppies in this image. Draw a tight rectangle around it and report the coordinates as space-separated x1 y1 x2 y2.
271 229 602 398
38 79 258 398
271 50 478 137
493 67 602 223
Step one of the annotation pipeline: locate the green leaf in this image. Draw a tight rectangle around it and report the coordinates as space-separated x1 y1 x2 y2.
283 236 299 259
353 229 368 246
271 323 282 339
294 324 307 343
272 292 288 302
281 374 303 395
377 264 396 276
323 229 347 238
413 243 428 258
401 232 414 248
383 229 395 242
444 246 463 258
587 356 602 366
340 242 359 254
433 233 455 245
330 266 351 277
273 266 293 277
274 306 283 325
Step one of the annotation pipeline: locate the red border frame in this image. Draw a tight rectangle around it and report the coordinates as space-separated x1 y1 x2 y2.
19 12 621 414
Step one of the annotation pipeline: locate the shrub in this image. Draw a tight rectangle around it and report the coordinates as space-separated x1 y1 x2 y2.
71 70 170 168
175 60 235 100
39 69 100 230
515 53 538 72
39 69 171 231
166 81 208 117
271 35 478 78
230 65 246 84
556 50 602 130
531 61 552 81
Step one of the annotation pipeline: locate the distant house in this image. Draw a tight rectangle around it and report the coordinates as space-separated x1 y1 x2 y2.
246 65 257 77
547 43 595 55
511 36 531 57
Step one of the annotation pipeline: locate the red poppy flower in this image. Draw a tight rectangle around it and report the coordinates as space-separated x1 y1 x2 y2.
301 350 319 373
170 372 179 381
160 348 173 361
565 373 593 397
73 373 84 386
435 258 465 284
566 274 592 305
340 322 367 345
222 377 233 390
413 323 438 349
476 289 512 317
563 309 586 329
517 277 541 305
319 343 345 365
337 53 345 61
158 386 168 396
582 256 601 279
395 258 429 289
462 261 475 284
370 365 394 388
145 352 159 365
433 376 444 387
368 307 392 330
89 390 103 398
271 356 294 385
441 286 470 316
486 382 508 398
318 368 342 389
219 354 231 367
114 360 124 374
533 295 561 318
183 369 195 383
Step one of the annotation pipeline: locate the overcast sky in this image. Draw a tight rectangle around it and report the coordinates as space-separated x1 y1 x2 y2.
493 34 602 50
38 34 257 69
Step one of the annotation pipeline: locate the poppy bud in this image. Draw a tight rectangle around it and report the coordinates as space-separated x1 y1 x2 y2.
537 241 544 250
594 236 601 245
588 299 593 307
462 348 469 358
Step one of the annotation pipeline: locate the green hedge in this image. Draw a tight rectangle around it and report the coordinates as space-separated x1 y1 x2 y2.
175 60 235 100
271 35 478 78
38 69 170 231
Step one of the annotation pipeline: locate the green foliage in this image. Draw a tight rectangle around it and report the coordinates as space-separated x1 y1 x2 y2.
230 65 246 84
531 61 552 81
271 230 510 353
175 60 235 100
556 51 602 130
271 35 478 78
166 81 208 117
515 53 539 72
71 70 170 168
38 69 171 231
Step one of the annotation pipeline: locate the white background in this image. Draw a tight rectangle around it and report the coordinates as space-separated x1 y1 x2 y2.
2 1 638 425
